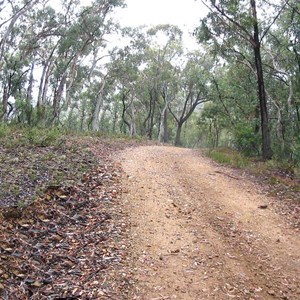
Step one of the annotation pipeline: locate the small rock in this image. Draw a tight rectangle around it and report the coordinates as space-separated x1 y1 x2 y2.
258 204 268 209
171 249 180 254
268 290 276 296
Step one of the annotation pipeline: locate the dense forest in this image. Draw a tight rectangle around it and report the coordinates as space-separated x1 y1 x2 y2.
0 0 299 164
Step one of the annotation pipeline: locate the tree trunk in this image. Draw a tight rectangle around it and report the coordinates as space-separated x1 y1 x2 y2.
37 59 54 124
254 47 272 159
37 63 47 108
163 109 169 142
52 73 67 125
121 92 131 134
0 85 8 123
251 0 272 160
147 88 157 139
91 78 107 131
158 104 168 143
130 97 137 136
25 62 34 125
175 122 183 146
112 107 118 134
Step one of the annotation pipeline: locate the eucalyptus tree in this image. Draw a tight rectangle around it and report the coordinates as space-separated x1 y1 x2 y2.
141 25 183 139
0 0 44 64
0 0 125 127
22 4 66 125
0 0 50 123
169 52 211 146
158 64 180 143
197 102 226 148
49 0 124 125
254 0 299 162
111 25 211 145
210 63 262 155
107 27 148 135
197 0 289 159
108 25 183 138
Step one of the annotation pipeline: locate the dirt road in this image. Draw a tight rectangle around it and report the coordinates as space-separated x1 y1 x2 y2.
119 146 300 300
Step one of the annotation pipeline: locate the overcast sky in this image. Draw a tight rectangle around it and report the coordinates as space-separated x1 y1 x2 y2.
116 0 207 27
112 0 208 49
48 0 208 49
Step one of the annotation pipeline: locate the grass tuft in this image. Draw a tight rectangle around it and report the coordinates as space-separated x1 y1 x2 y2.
208 148 249 169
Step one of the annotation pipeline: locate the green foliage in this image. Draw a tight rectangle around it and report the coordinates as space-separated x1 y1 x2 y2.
290 139 300 168
0 0 298 164
233 124 260 157
0 123 12 138
208 148 249 168
25 127 63 147
209 149 232 165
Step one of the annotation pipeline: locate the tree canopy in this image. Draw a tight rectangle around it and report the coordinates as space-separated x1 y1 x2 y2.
0 0 299 164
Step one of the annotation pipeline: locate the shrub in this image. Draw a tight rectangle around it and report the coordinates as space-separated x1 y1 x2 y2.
208 148 249 168
233 124 260 157
25 127 63 147
0 123 11 138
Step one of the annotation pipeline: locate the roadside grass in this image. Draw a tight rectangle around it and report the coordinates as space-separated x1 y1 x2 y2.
207 148 249 169
206 147 300 200
0 127 97 208
0 124 65 148
0 126 149 208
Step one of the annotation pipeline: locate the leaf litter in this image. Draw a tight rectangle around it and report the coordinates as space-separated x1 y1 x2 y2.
0 136 140 299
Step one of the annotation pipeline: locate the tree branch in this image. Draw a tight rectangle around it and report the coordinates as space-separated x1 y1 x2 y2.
201 0 253 46
260 0 288 42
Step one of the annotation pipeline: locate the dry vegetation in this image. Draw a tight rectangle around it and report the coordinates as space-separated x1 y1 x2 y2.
0 129 142 299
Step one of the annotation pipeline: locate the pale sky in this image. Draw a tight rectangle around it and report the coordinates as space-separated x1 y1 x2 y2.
117 0 207 28
46 0 207 49
114 0 208 49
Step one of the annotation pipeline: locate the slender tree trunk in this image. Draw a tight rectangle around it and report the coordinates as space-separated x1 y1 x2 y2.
130 97 137 136
142 90 152 136
65 54 79 108
287 77 294 118
147 88 157 139
215 123 220 148
251 0 272 160
25 62 34 125
121 92 131 134
112 108 118 134
158 104 168 143
80 108 86 131
37 59 54 124
0 85 8 123
253 46 272 159
91 78 107 131
37 63 47 108
52 73 67 125
175 122 183 146
159 87 172 143
163 109 169 142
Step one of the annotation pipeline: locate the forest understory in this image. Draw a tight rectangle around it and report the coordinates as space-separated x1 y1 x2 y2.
0 135 299 299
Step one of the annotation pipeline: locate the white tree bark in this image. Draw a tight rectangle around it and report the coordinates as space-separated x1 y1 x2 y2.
91 77 107 131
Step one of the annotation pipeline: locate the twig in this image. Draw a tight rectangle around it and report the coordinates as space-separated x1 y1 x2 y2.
215 170 240 180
